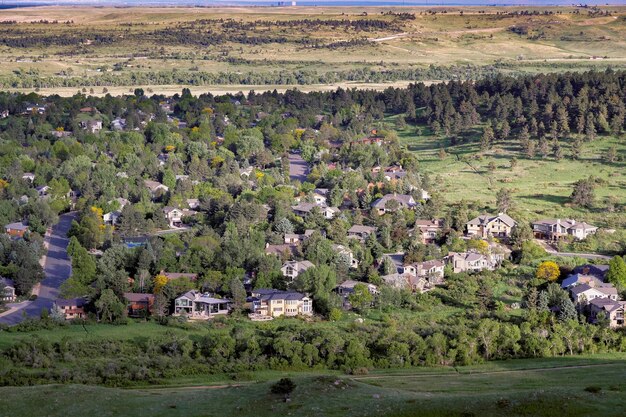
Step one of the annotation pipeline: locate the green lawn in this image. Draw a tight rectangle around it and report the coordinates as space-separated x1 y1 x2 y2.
396 124 626 228
1 354 624 417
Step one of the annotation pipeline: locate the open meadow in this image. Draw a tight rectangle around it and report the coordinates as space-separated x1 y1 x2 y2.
0 5 625 92
0 353 625 417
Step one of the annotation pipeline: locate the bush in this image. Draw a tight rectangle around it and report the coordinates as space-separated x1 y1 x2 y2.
271 378 296 396
584 386 602 394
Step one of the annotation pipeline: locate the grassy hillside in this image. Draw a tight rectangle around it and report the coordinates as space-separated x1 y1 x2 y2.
1 354 624 417
394 120 626 228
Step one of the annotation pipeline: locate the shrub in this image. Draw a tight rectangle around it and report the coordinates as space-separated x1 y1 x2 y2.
584 386 602 394
271 378 296 396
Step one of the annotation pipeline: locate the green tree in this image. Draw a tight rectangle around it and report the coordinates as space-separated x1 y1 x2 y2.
230 277 247 312
348 283 374 313
570 177 595 208
95 289 126 322
606 256 626 289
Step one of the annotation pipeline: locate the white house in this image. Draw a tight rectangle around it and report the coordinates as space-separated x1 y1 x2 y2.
173 290 232 319
1 277 16 302
103 210 121 225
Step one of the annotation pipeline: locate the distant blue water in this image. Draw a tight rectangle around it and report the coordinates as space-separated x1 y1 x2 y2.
0 0 615 8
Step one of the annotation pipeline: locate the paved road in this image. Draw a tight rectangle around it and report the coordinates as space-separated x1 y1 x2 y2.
534 239 612 261
0 212 76 325
288 152 309 183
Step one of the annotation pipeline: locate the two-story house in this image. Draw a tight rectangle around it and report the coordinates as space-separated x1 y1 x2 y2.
1 277 16 302
281 260 315 280
4 222 29 238
532 219 597 241
144 180 169 200
54 298 86 320
291 202 339 220
588 298 626 328
123 293 155 317
414 219 444 244
249 289 313 318
466 213 517 238
446 251 494 274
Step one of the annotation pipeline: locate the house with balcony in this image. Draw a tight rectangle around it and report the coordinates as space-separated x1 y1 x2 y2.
124 293 155 317
446 251 495 274
1 277 16 302
347 225 377 241
248 289 313 318
466 213 517 239
54 298 86 320
532 219 597 241
588 298 626 328
414 219 444 244
173 291 232 319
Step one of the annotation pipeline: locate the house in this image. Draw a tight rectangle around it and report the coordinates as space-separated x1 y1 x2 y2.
187 198 200 209
36 185 50 198
249 289 313 318
103 211 121 225
466 213 517 238
348 225 377 241
111 118 127 131
312 188 329 205
333 244 359 269
163 206 197 228
572 264 609 280
144 180 169 198
281 260 315 280
569 283 619 306
382 272 430 293
21 173 35 182
4 222 29 238
265 243 299 258
291 202 340 220
173 291 232 319
415 219 444 244
371 194 417 215
335 280 378 297
54 298 86 320
0 277 16 302
588 298 626 328
561 273 604 289
446 251 494 274
161 271 198 281
124 292 155 317
532 219 597 241
79 119 103 133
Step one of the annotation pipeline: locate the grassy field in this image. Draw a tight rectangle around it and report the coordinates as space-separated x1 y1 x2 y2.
0 354 624 417
0 5 625 92
393 119 626 228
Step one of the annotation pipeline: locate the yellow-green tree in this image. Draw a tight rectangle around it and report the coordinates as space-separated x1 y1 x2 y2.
153 274 168 294
536 261 560 282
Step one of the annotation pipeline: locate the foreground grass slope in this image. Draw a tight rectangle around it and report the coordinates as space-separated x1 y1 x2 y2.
1 354 624 417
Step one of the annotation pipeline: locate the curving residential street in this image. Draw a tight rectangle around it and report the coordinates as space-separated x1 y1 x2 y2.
0 212 76 325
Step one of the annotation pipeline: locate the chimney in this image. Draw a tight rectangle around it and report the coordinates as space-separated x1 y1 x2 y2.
557 219 561 225
571 219 576 225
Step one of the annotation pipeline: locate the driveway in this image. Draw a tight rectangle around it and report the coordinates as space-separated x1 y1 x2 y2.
0 212 76 325
534 239 613 261
288 152 309 183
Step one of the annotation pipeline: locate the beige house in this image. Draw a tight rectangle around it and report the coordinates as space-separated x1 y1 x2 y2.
348 225 377 241
414 219 444 244
144 180 169 199
250 289 313 318
569 283 619 306
371 193 417 215
466 213 516 238
532 219 597 241
446 251 495 274
589 298 626 328
281 260 315 280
